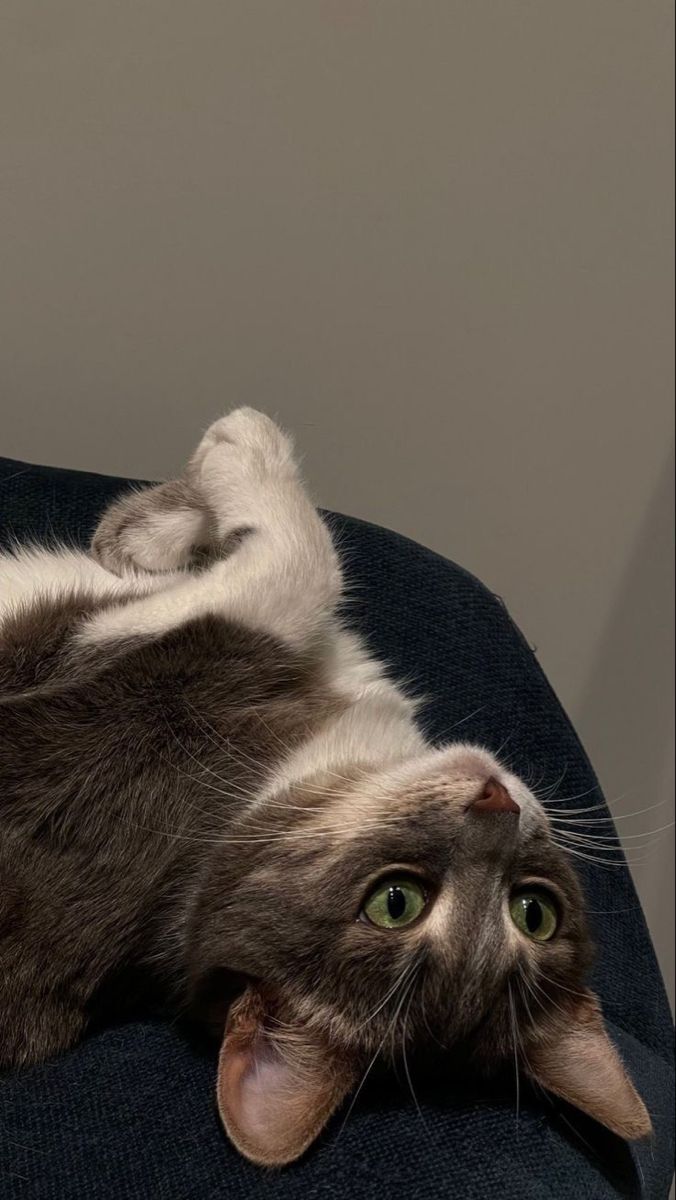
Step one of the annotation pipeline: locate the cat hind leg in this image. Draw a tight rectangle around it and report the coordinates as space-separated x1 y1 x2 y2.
82 409 343 650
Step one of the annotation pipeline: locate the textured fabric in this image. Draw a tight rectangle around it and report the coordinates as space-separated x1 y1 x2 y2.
0 455 673 1200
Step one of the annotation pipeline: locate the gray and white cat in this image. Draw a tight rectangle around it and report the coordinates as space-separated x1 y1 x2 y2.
0 409 650 1165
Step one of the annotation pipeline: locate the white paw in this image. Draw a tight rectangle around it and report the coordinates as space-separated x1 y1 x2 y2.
191 408 296 479
189 408 299 528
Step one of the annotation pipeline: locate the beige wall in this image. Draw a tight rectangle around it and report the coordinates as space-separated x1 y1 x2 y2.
2 2 673 1005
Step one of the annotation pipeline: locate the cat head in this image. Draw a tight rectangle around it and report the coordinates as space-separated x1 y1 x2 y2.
185 744 650 1165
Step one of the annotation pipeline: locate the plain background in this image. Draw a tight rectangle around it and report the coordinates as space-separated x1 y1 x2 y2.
2 2 673 1011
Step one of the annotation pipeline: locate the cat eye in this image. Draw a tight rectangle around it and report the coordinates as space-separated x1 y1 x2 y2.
361 877 428 930
509 888 559 942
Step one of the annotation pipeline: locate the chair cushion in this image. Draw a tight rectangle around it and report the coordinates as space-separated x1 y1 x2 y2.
0 455 673 1199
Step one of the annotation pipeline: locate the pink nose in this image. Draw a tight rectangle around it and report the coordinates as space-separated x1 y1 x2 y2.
471 777 520 815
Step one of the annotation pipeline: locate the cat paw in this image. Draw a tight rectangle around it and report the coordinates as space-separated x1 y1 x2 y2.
190 408 297 480
188 408 299 527
92 410 299 574
91 479 209 576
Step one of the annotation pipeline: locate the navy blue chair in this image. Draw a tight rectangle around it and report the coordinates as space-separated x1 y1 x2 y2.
1 455 673 1199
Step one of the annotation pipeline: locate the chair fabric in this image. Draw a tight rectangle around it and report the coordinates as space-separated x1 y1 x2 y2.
0 454 673 1200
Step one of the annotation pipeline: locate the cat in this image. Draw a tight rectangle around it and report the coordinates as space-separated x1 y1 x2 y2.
0 408 650 1166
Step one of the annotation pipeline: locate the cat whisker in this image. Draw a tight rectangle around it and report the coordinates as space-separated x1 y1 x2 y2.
550 802 667 823
553 835 653 865
534 764 570 801
512 979 538 1083
549 816 672 835
116 814 414 847
255 708 369 792
355 956 421 1030
401 980 428 1130
337 964 420 1140
523 972 572 1022
543 801 614 817
549 831 664 865
184 701 275 775
550 827 655 849
157 748 254 807
387 965 421 1063
539 783 604 807
158 738 411 827
550 838 640 869
160 714 264 797
536 971 594 1006
421 1001 447 1051
549 824 625 841
167 700 369 810
447 703 488 733
585 905 640 915
507 980 520 1127
187 701 359 794
516 973 544 1030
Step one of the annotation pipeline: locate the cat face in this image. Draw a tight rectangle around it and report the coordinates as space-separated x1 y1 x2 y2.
187 745 650 1165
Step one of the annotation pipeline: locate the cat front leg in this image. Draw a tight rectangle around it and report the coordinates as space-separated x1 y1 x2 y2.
80 409 343 651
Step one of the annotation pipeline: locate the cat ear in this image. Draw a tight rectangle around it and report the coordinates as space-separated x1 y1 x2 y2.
526 990 651 1141
216 985 356 1166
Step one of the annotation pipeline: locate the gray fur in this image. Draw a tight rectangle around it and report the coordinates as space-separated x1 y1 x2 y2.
0 594 338 1066
1 408 648 1160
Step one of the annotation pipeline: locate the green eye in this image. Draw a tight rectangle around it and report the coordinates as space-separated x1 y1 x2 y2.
362 877 428 930
509 889 559 942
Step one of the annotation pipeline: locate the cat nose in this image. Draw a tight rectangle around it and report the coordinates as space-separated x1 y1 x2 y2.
470 777 520 816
